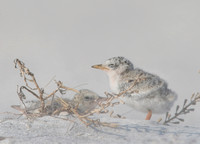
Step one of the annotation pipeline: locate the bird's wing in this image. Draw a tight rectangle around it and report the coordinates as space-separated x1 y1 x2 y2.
120 68 167 98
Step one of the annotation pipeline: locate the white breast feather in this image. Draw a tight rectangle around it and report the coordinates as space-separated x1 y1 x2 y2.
107 71 120 93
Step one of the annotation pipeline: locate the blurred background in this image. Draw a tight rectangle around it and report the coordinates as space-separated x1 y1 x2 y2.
0 0 200 125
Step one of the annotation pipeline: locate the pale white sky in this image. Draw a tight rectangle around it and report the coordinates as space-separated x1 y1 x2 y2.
0 0 200 125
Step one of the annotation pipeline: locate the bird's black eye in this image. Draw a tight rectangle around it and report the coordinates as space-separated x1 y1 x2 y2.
108 64 115 68
128 80 134 83
84 96 91 100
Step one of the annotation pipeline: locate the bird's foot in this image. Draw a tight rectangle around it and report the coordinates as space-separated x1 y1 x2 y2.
145 110 152 120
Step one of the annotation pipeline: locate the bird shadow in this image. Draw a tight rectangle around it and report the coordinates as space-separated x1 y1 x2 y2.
88 121 200 139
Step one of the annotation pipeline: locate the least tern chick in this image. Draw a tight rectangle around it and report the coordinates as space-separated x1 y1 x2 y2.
92 56 177 120
73 89 106 115
12 89 105 115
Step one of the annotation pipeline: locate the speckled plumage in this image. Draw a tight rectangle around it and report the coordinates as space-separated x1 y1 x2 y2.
92 56 177 114
12 89 103 115
73 89 105 114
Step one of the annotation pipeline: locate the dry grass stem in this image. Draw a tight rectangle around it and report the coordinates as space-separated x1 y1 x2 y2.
14 59 76 117
15 59 47 112
159 93 200 125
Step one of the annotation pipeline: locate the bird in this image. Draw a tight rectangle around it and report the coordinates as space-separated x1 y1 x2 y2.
73 89 106 114
92 56 177 120
12 89 105 115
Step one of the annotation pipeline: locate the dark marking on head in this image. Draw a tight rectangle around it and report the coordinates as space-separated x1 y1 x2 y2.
106 56 134 71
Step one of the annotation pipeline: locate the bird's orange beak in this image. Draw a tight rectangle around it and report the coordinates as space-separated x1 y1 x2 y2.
91 64 109 71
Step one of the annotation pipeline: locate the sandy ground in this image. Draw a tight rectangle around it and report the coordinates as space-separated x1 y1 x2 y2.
0 113 200 144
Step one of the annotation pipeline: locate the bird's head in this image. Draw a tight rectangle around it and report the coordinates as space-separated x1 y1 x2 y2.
73 89 100 103
92 56 134 75
73 89 106 114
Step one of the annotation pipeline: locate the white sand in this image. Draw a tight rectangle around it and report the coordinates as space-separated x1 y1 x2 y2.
0 113 200 144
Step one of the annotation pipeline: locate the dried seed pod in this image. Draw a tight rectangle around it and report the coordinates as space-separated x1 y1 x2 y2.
168 114 171 119
177 118 184 122
188 108 195 112
110 111 114 117
157 118 162 123
191 93 195 100
172 121 180 124
176 105 179 113
183 99 187 107
165 112 169 120
191 101 196 105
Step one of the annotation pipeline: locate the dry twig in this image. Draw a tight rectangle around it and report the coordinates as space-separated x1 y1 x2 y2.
14 59 55 113
159 93 200 125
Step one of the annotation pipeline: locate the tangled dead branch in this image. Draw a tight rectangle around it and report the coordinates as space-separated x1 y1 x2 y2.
158 93 200 125
14 59 60 114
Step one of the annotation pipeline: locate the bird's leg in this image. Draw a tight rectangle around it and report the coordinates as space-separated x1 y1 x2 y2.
145 110 152 120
